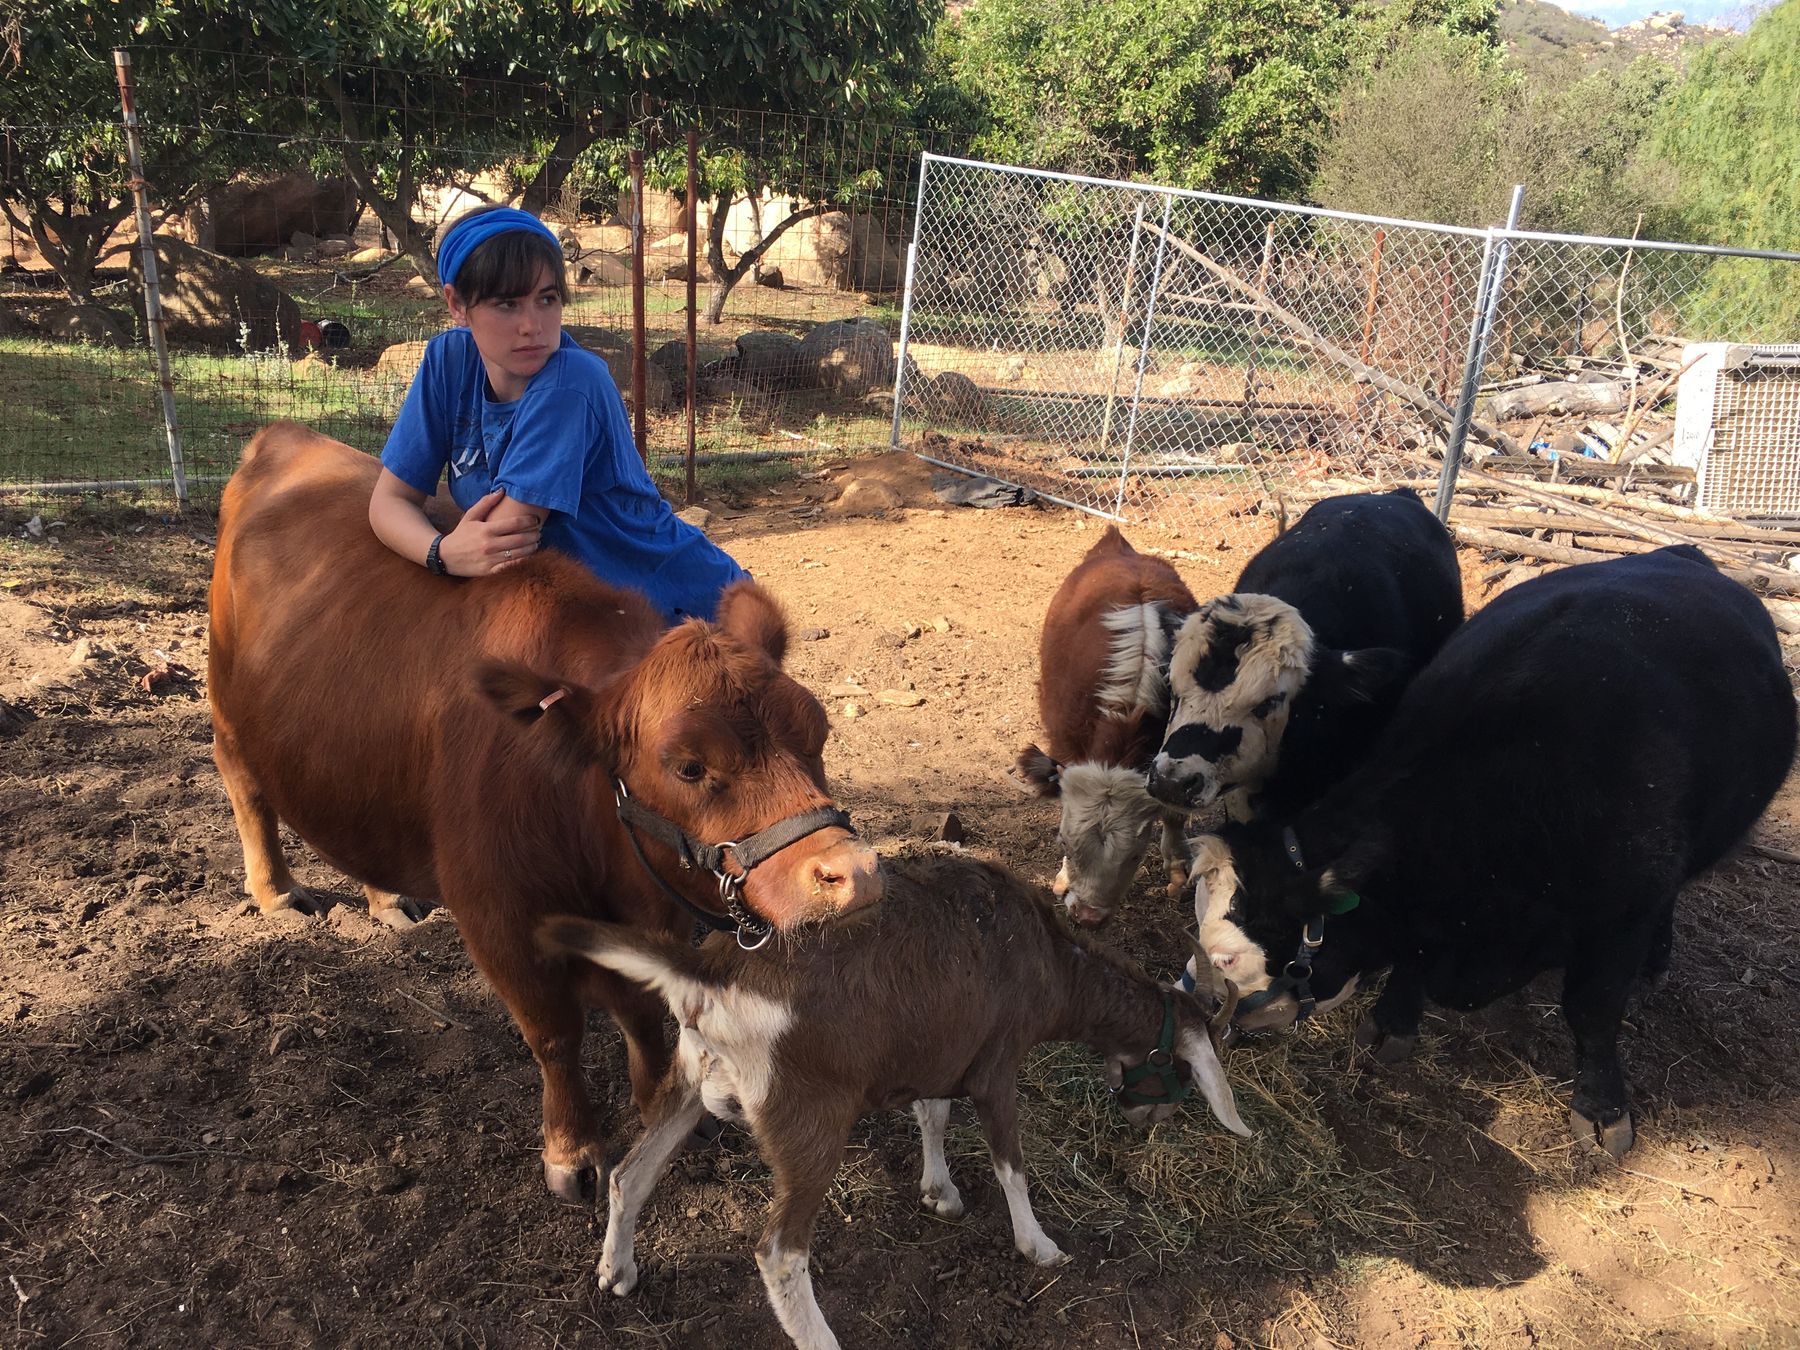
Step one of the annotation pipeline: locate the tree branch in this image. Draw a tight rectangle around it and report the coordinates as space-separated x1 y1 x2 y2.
1143 221 1521 455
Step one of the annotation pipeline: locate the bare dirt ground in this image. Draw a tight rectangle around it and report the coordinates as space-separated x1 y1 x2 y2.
3 459 1798 1349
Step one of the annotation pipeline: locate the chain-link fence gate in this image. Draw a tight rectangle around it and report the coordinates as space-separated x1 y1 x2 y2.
892 155 1800 550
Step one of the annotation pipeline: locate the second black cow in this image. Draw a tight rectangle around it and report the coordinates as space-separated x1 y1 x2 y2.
1187 546 1796 1157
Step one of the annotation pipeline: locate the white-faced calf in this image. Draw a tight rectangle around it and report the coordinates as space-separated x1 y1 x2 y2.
1019 525 1199 924
541 853 1249 1350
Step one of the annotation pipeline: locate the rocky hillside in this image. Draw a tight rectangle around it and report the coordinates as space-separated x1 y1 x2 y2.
1497 0 1740 66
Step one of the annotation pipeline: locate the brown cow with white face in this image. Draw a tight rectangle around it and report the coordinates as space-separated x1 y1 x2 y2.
207 422 881 1200
1017 526 1197 925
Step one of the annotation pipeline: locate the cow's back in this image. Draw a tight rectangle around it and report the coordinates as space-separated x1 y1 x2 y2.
1038 526 1196 765
209 423 649 899
1235 488 1461 660
1382 546 1794 882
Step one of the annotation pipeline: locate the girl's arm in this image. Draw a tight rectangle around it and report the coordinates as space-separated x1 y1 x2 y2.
369 467 546 576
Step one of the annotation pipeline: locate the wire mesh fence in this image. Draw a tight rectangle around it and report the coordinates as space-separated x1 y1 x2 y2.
0 48 941 503
894 155 1800 548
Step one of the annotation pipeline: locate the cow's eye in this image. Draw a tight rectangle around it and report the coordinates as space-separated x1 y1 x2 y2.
674 760 706 784
1251 695 1284 718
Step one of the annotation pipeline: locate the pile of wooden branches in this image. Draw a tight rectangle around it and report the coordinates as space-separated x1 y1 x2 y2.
1292 460 1800 633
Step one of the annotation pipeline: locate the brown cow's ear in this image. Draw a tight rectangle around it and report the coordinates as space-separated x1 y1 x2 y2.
715 580 788 664
475 660 610 769
1016 744 1062 797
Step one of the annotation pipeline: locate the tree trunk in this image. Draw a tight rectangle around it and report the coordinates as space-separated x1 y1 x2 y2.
519 113 610 218
702 190 835 326
1488 380 1628 421
322 74 438 285
3 195 128 304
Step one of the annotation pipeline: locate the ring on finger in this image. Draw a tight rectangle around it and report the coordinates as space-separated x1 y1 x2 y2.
503 548 513 560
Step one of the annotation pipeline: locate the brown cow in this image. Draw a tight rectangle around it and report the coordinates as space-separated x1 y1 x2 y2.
207 422 883 1199
1016 526 1197 925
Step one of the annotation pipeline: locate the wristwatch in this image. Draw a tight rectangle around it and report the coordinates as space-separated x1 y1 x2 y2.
425 533 448 576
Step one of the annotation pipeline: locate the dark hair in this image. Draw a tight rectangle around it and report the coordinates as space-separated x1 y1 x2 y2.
445 205 569 307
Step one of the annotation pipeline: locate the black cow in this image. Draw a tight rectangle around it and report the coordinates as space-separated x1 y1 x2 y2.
1147 488 1462 820
1186 546 1796 1157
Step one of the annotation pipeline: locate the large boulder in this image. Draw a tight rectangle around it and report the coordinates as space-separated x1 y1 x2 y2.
720 331 810 392
374 340 430 381
798 317 895 398
129 235 302 354
40 304 131 347
762 211 903 292
130 236 303 353
597 348 675 414
190 171 359 256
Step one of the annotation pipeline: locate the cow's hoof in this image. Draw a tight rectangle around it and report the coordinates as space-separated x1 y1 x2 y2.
1018 1238 1070 1268
1354 1017 1417 1065
1066 901 1110 926
239 885 321 918
544 1158 597 1204
920 1184 964 1219
1164 871 1189 899
375 899 430 929
1570 1107 1634 1160
597 1254 639 1296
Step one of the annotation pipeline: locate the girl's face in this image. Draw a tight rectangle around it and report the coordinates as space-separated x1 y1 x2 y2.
445 264 564 402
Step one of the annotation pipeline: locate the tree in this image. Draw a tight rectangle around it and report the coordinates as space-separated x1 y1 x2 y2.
1312 28 1675 234
939 0 1357 198
1650 0 1800 335
0 3 242 302
160 0 944 286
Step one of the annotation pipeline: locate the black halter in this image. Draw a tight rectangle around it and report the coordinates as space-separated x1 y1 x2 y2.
1233 825 1359 1024
613 777 853 951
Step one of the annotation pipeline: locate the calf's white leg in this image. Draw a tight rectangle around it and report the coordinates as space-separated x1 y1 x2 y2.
973 1084 1068 1266
597 1077 705 1296
911 1098 964 1218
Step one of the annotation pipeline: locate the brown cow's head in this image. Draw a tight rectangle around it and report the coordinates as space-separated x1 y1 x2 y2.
481 580 881 930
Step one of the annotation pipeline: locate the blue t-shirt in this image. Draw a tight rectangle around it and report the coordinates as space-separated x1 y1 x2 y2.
381 328 746 623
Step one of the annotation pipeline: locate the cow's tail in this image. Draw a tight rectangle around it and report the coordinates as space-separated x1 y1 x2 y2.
537 915 712 1010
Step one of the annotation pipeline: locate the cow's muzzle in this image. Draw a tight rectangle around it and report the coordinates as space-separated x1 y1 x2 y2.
1146 766 1220 811
614 777 857 949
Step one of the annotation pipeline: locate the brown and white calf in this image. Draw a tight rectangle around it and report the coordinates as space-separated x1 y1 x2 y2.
1018 525 1198 924
541 853 1248 1350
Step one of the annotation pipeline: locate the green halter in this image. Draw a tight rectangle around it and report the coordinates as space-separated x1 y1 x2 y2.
1113 992 1192 1110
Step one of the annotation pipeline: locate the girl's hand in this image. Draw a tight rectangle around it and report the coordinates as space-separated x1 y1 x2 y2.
441 490 544 576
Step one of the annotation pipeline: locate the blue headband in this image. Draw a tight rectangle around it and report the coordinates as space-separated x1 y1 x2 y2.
436 208 561 291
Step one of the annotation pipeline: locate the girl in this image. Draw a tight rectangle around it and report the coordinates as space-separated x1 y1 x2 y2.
369 205 746 623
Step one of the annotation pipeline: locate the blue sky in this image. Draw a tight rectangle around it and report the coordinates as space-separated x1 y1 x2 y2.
1561 0 1767 29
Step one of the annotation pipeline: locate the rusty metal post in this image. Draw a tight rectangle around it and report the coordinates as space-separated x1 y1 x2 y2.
685 129 698 504
628 146 648 463
113 50 188 506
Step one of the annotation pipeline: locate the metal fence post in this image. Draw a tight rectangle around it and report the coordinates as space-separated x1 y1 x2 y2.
1097 202 1147 458
1435 185 1524 520
628 145 648 463
1114 195 1175 518
684 127 698 504
888 152 932 452
113 49 188 507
